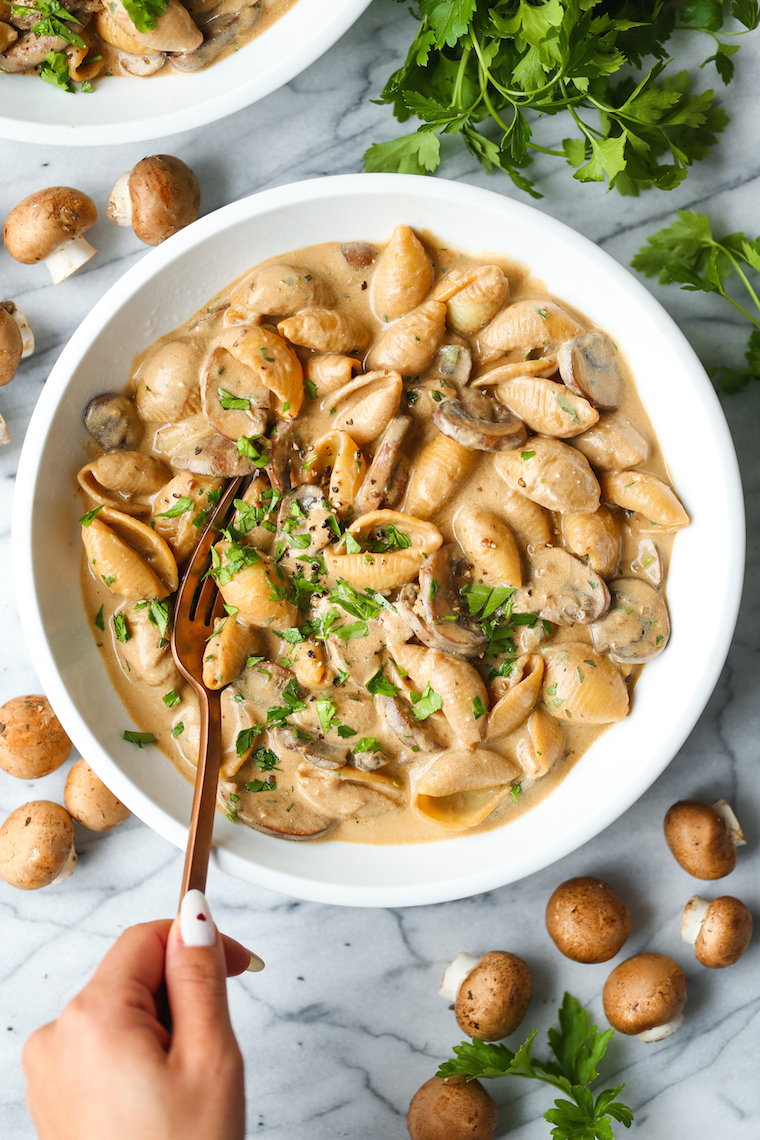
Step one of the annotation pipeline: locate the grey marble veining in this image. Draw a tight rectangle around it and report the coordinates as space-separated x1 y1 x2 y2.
1 2 759 1135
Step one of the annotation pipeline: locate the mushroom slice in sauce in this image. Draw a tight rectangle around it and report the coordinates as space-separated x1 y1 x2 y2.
295 762 403 821
379 694 439 757
495 376 598 438
513 547 609 626
411 748 521 830
590 577 670 664
168 0 261 71
630 539 663 587
541 644 628 724
271 726 349 771
557 331 623 408
118 50 166 75
496 436 600 514
421 341 473 390
84 394 143 452
416 546 487 657
218 778 333 841
171 431 261 478
201 345 269 440
354 415 411 516
432 397 527 452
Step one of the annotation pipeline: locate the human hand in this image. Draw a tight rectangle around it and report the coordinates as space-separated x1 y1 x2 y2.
23 891 262 1140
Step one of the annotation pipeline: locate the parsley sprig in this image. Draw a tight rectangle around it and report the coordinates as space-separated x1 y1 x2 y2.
632 208 760 391
363 0 755 196
438 993 633 1140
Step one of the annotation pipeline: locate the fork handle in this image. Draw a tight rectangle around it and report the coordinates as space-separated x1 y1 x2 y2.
180 686 223 901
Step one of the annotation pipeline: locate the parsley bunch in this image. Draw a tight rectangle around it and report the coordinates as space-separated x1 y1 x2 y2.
365 0 758 196
438 993 633 1140
632 209 760 391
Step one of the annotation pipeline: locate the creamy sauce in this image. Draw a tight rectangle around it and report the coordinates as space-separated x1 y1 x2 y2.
79 232 684 846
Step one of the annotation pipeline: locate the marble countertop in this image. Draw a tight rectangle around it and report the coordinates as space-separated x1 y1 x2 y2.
1 4 759 1136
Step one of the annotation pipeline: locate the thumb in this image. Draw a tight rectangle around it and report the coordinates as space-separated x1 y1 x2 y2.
165 890 236 1059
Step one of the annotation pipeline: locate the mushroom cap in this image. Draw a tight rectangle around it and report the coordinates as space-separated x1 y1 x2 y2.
545 876 631 963
603 952 687 1036
0 305 23 386
84 393 144 452
0 695 71 779
4 187 97 264
64 758 131 832
128 156 200 246
694 896 753 968
0 801 75 890
454 950 532 1041
664 800 737 879
407 1076 497 1140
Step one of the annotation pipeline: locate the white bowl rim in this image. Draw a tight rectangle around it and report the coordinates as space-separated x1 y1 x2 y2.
0 0 373 146
12 173 746 906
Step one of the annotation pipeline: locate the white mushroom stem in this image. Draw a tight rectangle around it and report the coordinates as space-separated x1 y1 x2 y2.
681 896 710 945
439 952 482 1002
108 172 133 228
713 799 745 846
51 845 77 884
637 1013 684 1043
45 238 97 285
9 306 34 357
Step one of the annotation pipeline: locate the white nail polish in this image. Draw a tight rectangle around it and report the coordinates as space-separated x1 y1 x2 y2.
246 952 265 973
179 889 217 948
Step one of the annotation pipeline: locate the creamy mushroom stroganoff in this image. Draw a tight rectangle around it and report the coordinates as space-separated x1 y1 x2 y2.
76 228 689 845
0 0 296 84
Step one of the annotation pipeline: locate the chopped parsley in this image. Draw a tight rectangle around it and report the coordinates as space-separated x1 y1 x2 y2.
236 725 263 756
123 730 156 748
520 450 535 461
39 50 75 92
472 695 487 720
236 434 269 467
122 0 169 34
219 389 251 411
155 496 194 518
354 737 382 754
171 722 185 738
163 690 181 708
94 605 105 631
251 747 280 772
410 683 443 721
366 665 400 698
79 505 103 527
316 698 339 735
245 777 277 793
113 612 130 643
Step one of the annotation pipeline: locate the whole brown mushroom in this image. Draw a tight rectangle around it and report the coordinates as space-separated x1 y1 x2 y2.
407 1075 497 1140
664 798 745 879
603 952 687 1042
64 758 131 832
439 950 532 1041
682 895 753 968
4 187 97 284
0 300 34 389
0 802 76 890
107 155 200 246
545 876 631 963
0 695 71 779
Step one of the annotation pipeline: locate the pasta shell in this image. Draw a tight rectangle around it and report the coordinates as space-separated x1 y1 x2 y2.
572 410 649 471
291 638 327 688
541 643 628 724
219 688 263 779
214 542 298 630
371 225 432 322
487 655 544 741
94 9 145 52
305 353 360 396
472 352 559 387
390 644 487 747
227 263 335 322
133 336 205 422
411 748 521 830
201 345 270 441
116 602 181 689
476 300 583 366
499 487 552 553
218 325 303 419
329 370 403 446
516 708 564 778
77 451 170 516
432 264 509 335
366 300 447 376
601 471 689 531
66 26 106 81
278 308 370 355
82 508 178 600
495 376 598 438
202 617 261 691
152 472 225 562
301 430 366 518
296 762 402 820
561 507 620 577
403 433 477 520
496 436 600 514
324 510 443 590
454 506 522 587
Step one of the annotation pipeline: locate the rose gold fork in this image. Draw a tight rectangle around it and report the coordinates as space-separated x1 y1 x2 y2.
171 475 250 903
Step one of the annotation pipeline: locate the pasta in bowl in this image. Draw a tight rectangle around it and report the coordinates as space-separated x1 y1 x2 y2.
14 175 743 905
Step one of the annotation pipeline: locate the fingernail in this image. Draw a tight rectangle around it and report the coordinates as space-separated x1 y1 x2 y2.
246 951 265 973
179 889 217 948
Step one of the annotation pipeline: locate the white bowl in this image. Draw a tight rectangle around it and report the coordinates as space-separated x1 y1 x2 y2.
0 0 372 145
13 174 744 907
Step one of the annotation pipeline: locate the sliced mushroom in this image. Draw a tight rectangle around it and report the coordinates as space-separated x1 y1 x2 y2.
0 31 68 72
295 761 403 820
380 694 439 756
433 397 527 453
83 394 143 452
557 330 623 408
218 777 332 840
340 242 376 270
513 547 609 625
271 725 349 771
422 341 473 389
171 431 260 477
168 0 260 70
354 415 411 516
495 376 598 438
496 436 600 514
589 577 670 664
117 49 166 75
201 345 269 440
267 419 297 494
416 545 487 657
572 410 649 471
